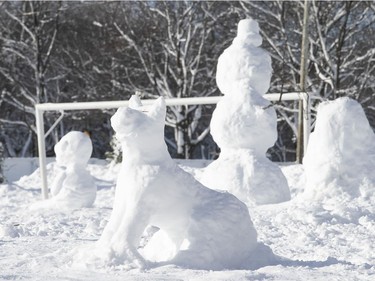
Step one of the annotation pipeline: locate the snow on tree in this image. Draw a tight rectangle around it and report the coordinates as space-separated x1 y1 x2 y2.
113 1 236 159
1 1 374 160
0 1 63 156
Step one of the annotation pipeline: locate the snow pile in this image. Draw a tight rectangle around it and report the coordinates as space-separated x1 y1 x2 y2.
201 19 290 206
303 97 375 206
0 222 19 238
31 131 96 210
74 96 274 270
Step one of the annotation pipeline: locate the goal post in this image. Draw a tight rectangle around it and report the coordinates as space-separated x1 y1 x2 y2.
35 92 310 199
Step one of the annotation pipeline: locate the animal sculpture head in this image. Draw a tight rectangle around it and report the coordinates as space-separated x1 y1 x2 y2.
111 96 166 150
54 131 93 167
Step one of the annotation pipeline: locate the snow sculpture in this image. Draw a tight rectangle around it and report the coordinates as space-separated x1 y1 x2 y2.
89 96 263 270
201 18 290 206
303 97 375 202
33 131 96 210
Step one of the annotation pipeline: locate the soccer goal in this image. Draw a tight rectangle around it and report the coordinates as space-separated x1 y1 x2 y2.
35 92 311 199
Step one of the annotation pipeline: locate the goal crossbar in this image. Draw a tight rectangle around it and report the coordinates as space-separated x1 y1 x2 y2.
35 92 310 199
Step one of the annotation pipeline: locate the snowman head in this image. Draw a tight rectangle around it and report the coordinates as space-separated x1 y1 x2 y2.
233 18 263 47
216 18 272 96
54 131 93 167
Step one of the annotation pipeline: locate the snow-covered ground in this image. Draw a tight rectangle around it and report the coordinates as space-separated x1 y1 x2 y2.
0 159 374 281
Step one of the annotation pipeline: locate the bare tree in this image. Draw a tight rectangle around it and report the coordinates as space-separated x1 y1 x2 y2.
113 1 236 158
240 0 375 161
1 0 373 161
0 1 63 156
0 124 4 183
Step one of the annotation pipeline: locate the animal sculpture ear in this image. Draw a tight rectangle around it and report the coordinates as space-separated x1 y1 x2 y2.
129 95 143 109
148 97 166 121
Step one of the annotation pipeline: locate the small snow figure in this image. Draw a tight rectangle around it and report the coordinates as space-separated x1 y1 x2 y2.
84 96 268 270
33 131 96 210
303 97 375 203
201 19 290 206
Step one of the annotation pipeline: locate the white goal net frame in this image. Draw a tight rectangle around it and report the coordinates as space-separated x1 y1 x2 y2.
35 92 311 199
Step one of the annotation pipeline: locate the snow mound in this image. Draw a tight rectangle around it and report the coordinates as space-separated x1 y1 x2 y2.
202 19 290 206
303 97 375 205
0 223 19 238
31 131 97 210
73 96 273 270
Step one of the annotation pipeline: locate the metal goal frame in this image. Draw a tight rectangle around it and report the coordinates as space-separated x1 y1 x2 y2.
35 92 310 199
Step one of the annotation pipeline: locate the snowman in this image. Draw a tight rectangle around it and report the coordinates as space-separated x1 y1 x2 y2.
33 131 96 210
200 19 290 206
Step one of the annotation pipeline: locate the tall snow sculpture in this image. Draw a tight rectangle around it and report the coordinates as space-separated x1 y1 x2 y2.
303 97 375 202
201 18 290 206
86 96 267 270
32 131 96 210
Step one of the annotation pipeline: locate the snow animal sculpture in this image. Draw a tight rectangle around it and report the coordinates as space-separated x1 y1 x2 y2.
201 18 290 206
303 97 375 202
43 131 96 209
95 96 261 270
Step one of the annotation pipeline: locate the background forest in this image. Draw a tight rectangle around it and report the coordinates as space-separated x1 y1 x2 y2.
0 0 374 162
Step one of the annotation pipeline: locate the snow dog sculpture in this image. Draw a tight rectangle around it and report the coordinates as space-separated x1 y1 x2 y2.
93 96 261 270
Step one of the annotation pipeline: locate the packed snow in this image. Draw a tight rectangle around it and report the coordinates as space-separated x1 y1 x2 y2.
201 18 290 206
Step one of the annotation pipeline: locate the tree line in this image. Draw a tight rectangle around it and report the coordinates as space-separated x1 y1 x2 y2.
0 0 374 163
